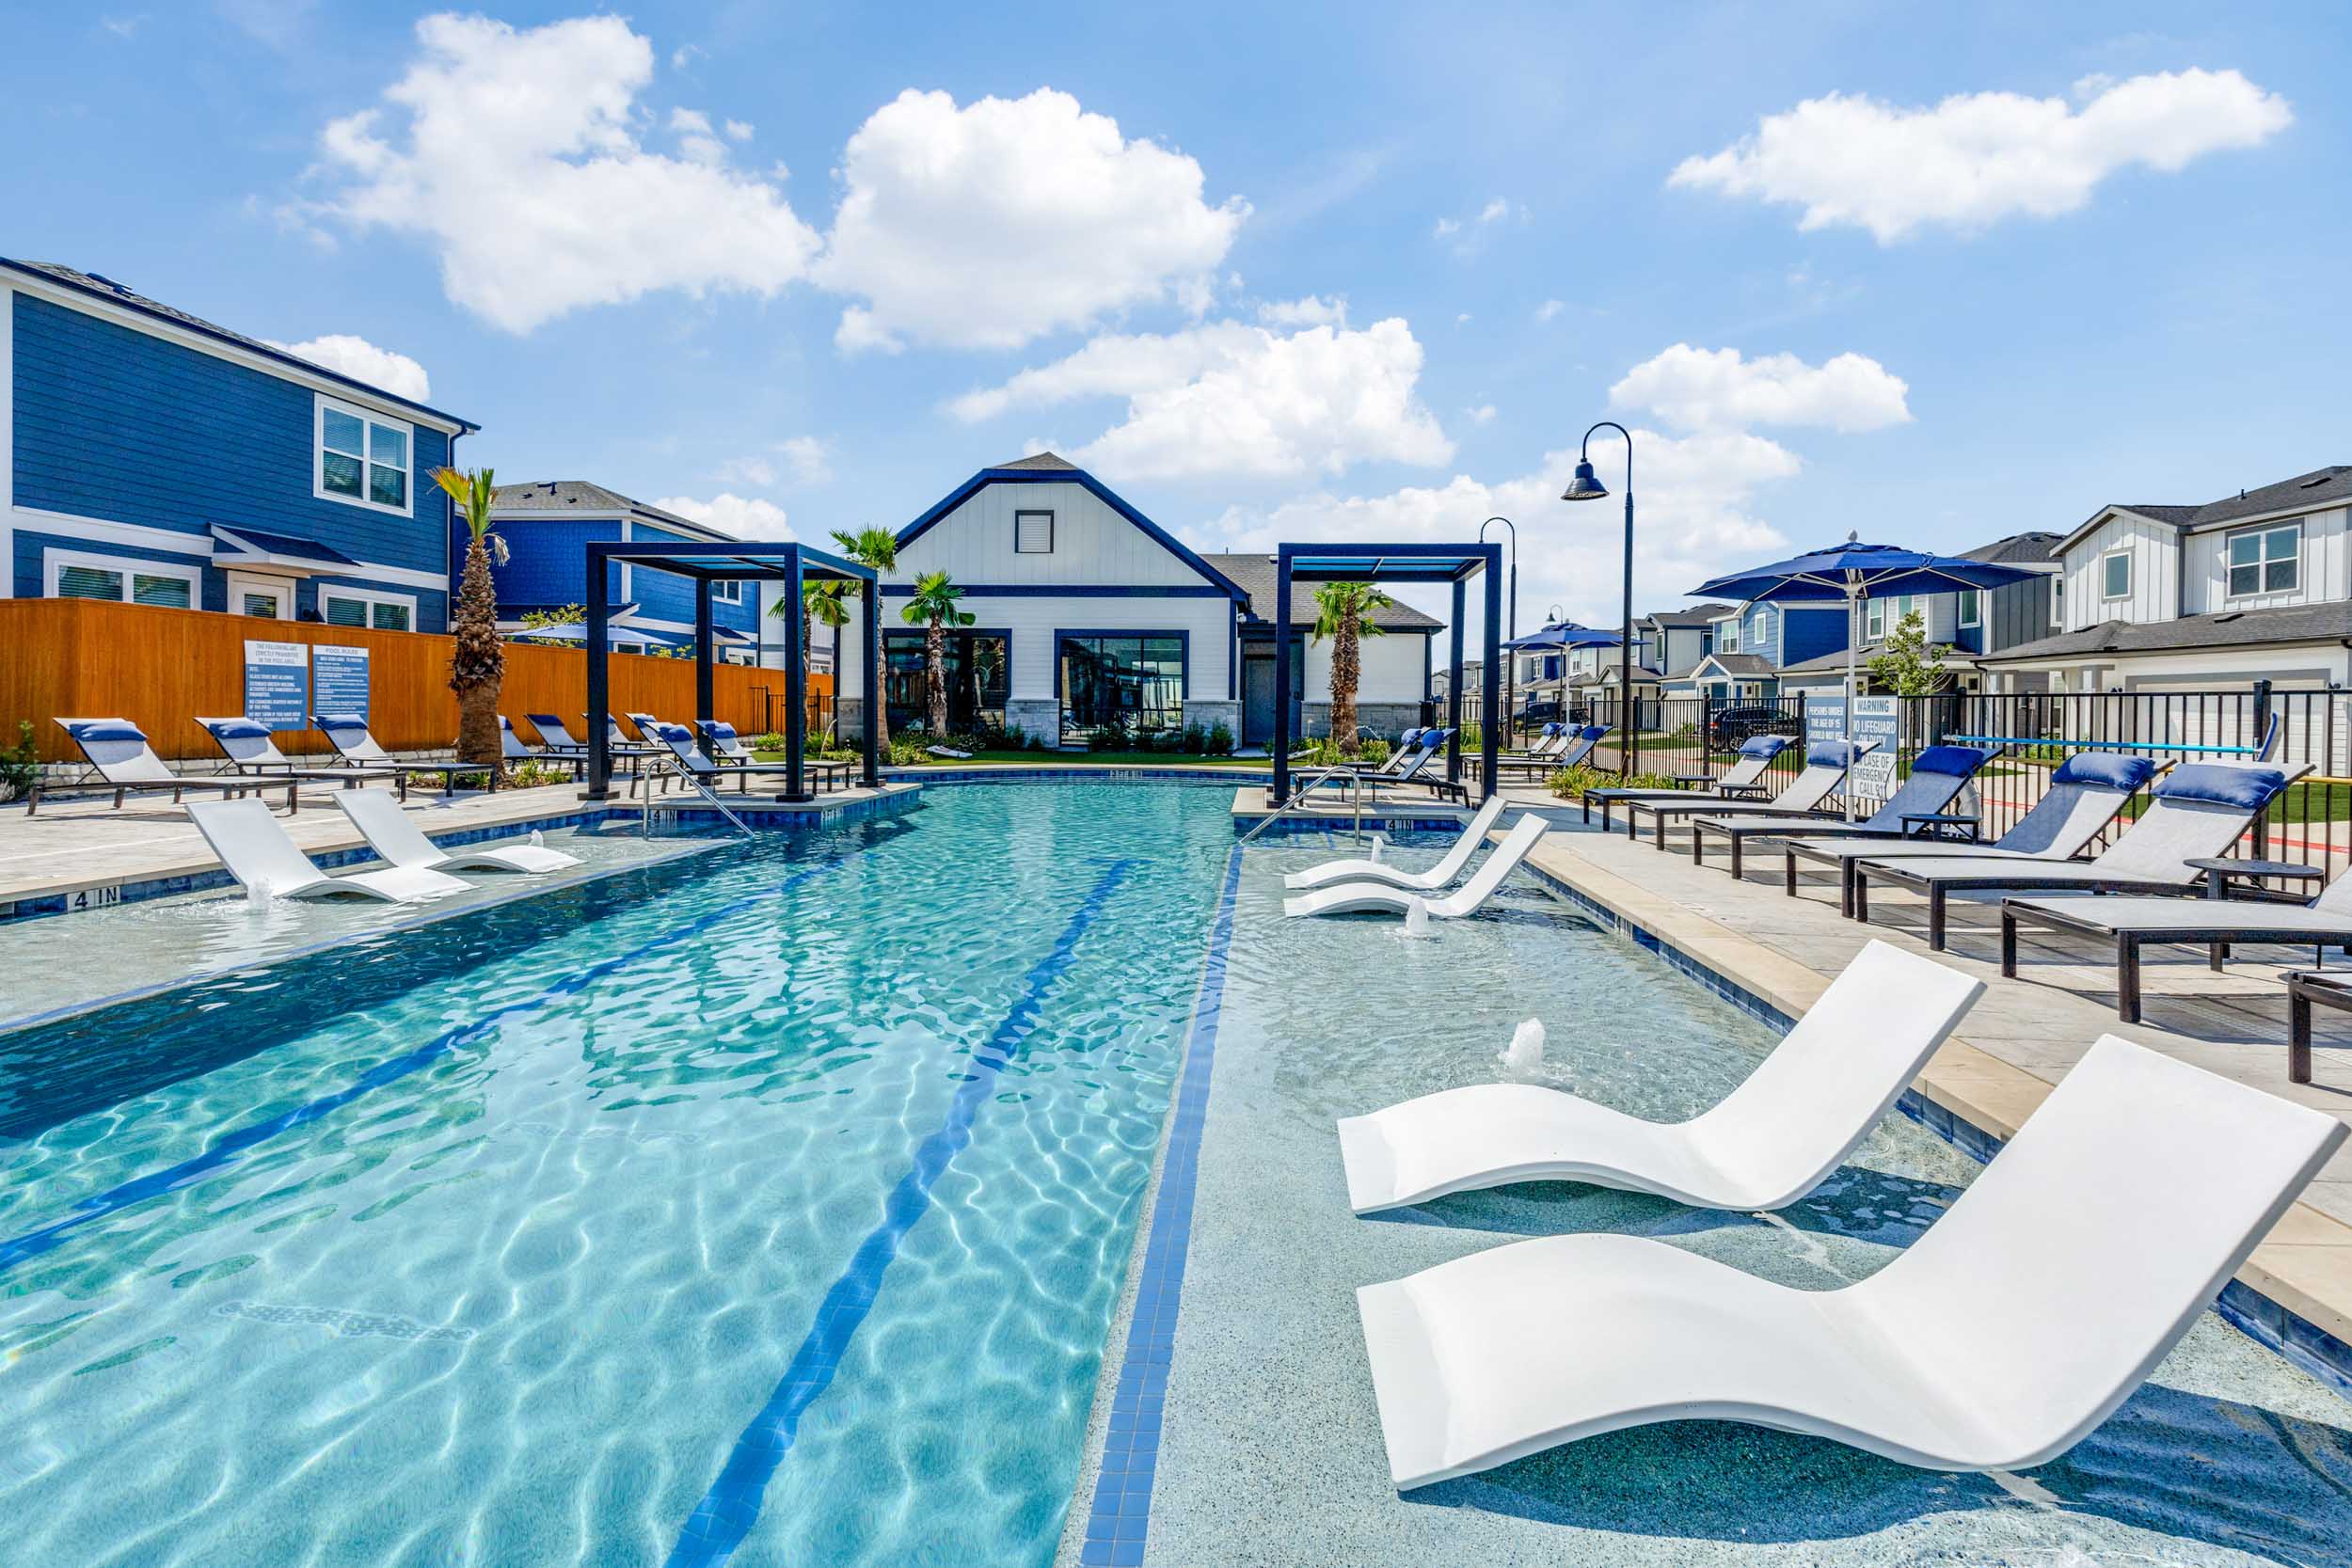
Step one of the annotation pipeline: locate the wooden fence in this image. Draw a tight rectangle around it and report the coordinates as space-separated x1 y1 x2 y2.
0 597 831 762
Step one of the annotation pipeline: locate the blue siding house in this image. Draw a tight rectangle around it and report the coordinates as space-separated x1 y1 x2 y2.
485 481 768 662
2 259 476 631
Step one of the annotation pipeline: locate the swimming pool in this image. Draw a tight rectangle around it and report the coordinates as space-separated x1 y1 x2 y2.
0 782 1233 1567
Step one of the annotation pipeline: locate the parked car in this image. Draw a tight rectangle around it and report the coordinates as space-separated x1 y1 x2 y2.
1708 705 1799 750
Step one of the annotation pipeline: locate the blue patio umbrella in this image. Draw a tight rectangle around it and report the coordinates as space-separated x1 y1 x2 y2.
1690 535 2045 816
1503 622 1622 652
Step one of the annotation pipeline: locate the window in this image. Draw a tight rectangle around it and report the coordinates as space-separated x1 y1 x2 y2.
2101 550 2132 600
1717 619 1738 653
315 396 411 514
2226 521 2301 598
2052 573 2065 625
1059 633 1184 743
1866 599 1885 640
1015 511 1055 554
1957 589 1981 629
45 547 199 610
712 580 744 605
228 573 291 619
884 629 1009 735
321 587 416 632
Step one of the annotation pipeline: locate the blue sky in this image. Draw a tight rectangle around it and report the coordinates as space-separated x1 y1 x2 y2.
7 1 2348 640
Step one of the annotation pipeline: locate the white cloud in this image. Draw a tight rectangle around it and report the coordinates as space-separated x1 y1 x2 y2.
724 119 753 141
1257 294 1347 328
1193 430 1800 629
669 106 726 166
1465 404 1497 424
1610 344 1911 434
1534 298 1564 323
1477 198 1510 223
712 454 777 487
948 318 1452 482
1670 68 2291 242
1432 217 1461 239
653 493 794 540
262 333 431 402
713 436 832 488
814 87 1248 353
310 14 818 333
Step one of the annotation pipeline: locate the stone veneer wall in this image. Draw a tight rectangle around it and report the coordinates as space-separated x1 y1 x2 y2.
1302 701 1423 741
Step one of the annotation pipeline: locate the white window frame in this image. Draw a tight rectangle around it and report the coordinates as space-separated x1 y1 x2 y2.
320 585 419 632
1956 588 1981 629
1865 599 1885 640
2051 573 2065 624
2101 549 2132 601
226 570 294 620
1014 510 1056 554
43 546 203 609
313 394 415 517
711 579 744 605
1717 619 1737 654
2224 520 2302 601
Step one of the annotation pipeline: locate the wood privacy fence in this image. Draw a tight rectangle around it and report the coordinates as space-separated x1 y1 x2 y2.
0 597 831 763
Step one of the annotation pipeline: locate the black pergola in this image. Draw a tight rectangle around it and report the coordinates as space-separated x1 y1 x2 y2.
1271 541 1502 806
581 540 879 803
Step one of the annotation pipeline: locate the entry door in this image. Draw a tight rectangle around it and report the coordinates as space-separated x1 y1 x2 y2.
1243 654 1277 744
227 573 292 619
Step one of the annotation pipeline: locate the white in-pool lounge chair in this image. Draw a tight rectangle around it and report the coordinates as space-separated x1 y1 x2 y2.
1337 940 1981 1213
39 718 301 817
1284 814 1546 919
335 788 581 875
1774 752 2159 916
184 797 468 902
1286 797 1508 892
1852 759 2312 951
1356 1034 2346 1488
1582 734 1793 831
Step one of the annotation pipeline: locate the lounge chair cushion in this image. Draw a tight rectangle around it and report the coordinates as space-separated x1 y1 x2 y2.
68 720 148 743
314 712 364 730
1736 735 1793 760
2153 763 2289 811
2050 752 2156 792
203 718 273 740
706 721 739 743
1911 745 1988 777
1804 740 1865 768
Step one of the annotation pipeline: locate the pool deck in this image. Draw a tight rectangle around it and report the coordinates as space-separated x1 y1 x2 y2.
0 777 920 915
1500 790 2352 1345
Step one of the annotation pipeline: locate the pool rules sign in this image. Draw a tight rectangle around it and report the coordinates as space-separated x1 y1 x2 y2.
243 640 310 731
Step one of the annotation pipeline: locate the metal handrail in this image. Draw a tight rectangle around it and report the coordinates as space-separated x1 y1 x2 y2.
642 755 755 838
1239 759 1372 846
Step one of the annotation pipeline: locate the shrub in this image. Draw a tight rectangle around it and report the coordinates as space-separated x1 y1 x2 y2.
1203 721 1233 755
1026 734 1049 752
507 760 573 788
1547 762 1680 800
0 721 37 803
1181 721 1207 755
1085 724 1129 752
886 733 933 766
1358 737 1392 768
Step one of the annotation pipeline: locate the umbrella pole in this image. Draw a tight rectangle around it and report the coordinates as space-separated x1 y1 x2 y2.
1846 586 1861 822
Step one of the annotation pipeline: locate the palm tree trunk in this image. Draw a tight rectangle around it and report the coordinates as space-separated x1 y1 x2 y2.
869 604 890 749
1332 613 1362 757
927 620 948 736
450 533 506 769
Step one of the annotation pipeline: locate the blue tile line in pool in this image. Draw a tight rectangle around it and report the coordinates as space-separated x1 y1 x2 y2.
663 856 1143 1568
0 858 845 1276
1078 843 1242 1568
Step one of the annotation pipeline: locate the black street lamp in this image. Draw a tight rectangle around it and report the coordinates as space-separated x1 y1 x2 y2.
1562 422 1635 775
1480 515 1516 737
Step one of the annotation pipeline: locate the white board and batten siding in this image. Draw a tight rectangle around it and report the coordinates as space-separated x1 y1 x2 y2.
2059 511 2179 632
898 481 1209 588
2178 505 2351 617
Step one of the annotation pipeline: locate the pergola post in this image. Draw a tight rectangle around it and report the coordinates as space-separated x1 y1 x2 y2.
1480 555 1501 800
1447 577 1466 786
782 547 809 802
1272 550 1295 806
693 578 715 727
860 577 881 789
586 544 612 801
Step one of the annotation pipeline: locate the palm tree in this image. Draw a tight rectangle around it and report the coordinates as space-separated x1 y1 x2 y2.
831 526 899 747
901 570 975 737
435 466 508 768
1311 580 1394 759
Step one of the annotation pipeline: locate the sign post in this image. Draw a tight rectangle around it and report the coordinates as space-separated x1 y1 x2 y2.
242 640 310 730
311 644 372 722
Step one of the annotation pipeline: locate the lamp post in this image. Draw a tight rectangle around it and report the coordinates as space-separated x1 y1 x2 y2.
1480 515 1516 740
1562 422 1634 776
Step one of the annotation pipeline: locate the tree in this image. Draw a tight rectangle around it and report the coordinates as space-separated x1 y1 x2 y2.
520 603 583 632
1311 580 1394 758
771 578 850 673
1867 607 1951 697
901 570 975 737
831 526 899 746
435 466 508 768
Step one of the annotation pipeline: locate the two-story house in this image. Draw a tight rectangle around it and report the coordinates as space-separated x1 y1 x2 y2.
1679 598 1849 702
1980 469 2352 693
1774 531 2063 695
485 481 769 664
2 260 475 630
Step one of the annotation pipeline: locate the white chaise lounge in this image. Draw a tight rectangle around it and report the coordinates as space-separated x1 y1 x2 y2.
1357 1035 2345 1488
184 798 468 902
1285 798 1507 893
1284 814 1547 919
335 789 582 875
1337 941 1982 1212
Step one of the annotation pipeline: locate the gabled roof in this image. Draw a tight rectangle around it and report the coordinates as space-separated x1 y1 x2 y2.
0 257 477 433
491 481 737 543
2055 467 2352 553
1981 600 2352 664
1692 652 1776 678
1642 602 1734 627
897 453 1248 600
1202 553 1440 630
1960 531 2063 566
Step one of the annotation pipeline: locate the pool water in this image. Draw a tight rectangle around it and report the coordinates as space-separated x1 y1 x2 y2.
0 783 1234 1567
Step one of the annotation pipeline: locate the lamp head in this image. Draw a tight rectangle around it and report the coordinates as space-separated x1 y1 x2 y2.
1561 459 1608 501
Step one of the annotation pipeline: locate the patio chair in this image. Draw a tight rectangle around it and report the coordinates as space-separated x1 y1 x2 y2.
1301 728 1432 795
1356 1035 2345 1488
647 722 850 796
524 713 591 752
1624 739 1877 850
194 716 398 794
1338 940 1981 1212
335 789 580 875
39 718 300 817
1851 759 2312 951
316 714 498 797
1284 814 1545 919
1285 797 1508 893
1776 752 2159 915
184 797 467 902
2001 859 2352 1023
1690 744 1997 879
1482 724 1609 783
697 720 855 790
1376 731 1470 808
1581 734 1792 831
